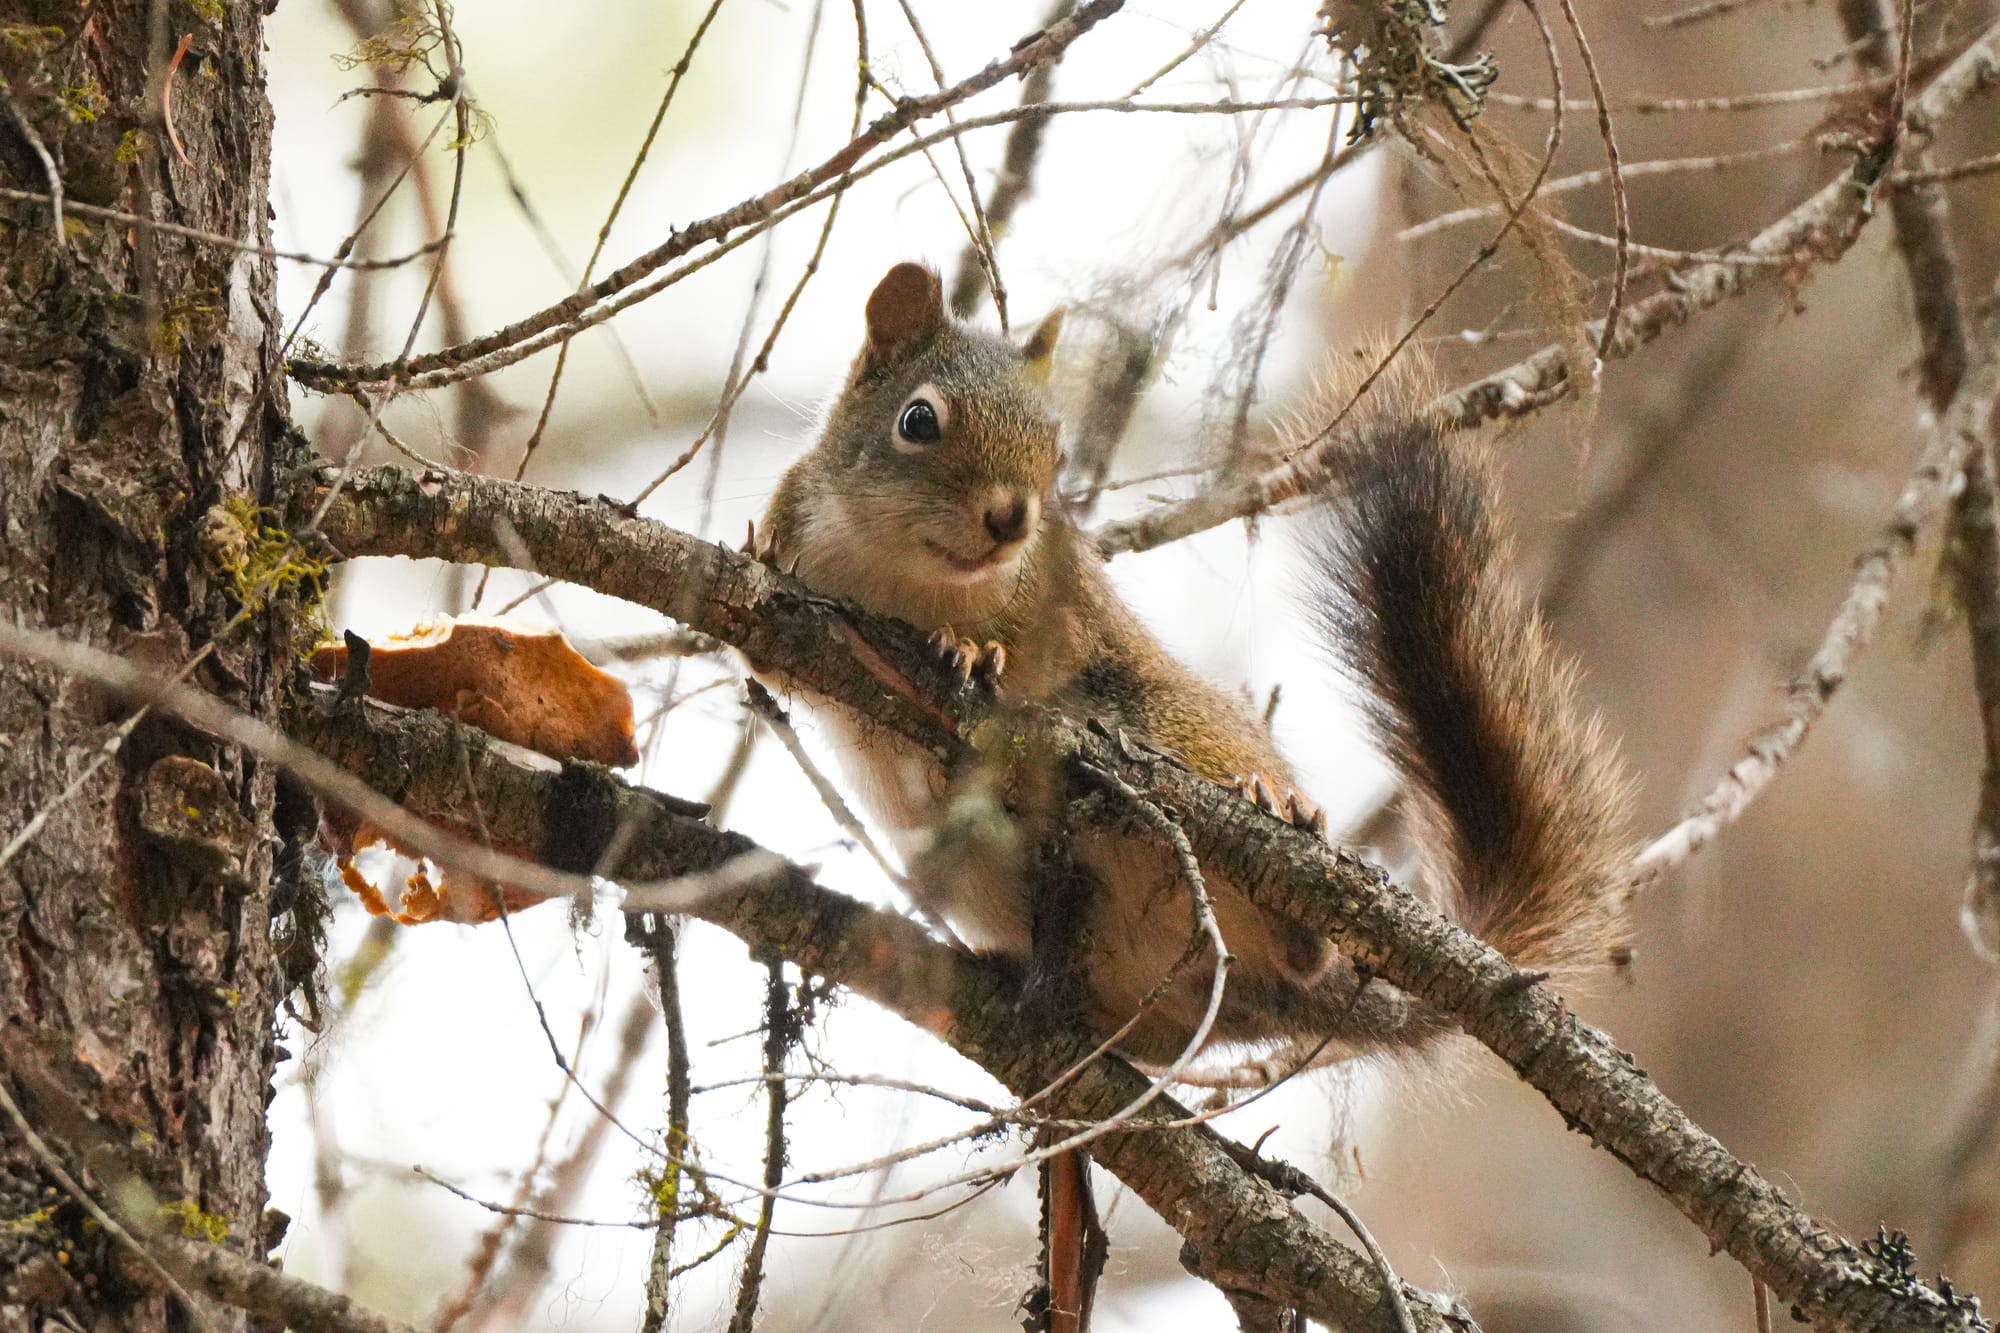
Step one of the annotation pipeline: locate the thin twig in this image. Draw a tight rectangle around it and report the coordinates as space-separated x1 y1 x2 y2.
0 89 65 250
1125 0 1253 98
725 962 795 1332
290 0 1133 390
949 0 1079 316
1398 138 1817 242
1550 0 1629 361
1291 1178 1418 1333
434 986 592 1332
632 915 698 1333
1646 0 1776 29
1 183 418 258
1536 214 1790 264
161 32 195 170
631 0 850 517
1215 106 1348 472
508 0 726 485
1225 0 1572 491
742 680 908 894
1091 19 2000 559
295 90 1343 398
894 0 1005 326
459 990 659 1332
1488 75 1897 114
484 130 660 420
1898 151 2000 186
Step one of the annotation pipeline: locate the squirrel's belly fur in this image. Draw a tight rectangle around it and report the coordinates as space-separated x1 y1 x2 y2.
754 262 1633 1066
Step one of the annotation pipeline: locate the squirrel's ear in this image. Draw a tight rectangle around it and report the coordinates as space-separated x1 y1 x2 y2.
1020 308 1063 385
863 263 943 370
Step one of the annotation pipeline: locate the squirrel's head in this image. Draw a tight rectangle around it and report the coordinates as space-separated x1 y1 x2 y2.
811 263 1063 590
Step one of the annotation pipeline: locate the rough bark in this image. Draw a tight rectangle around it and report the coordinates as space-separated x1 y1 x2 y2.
0 4 300 1331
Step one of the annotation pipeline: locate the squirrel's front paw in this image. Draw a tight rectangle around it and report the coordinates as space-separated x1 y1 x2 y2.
741 520 799 574
928 627 1006 688
1229 774 1328 835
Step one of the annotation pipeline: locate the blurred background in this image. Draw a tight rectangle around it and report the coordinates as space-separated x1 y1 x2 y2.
263 0 2000 1328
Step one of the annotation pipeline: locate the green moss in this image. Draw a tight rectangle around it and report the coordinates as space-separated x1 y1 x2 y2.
159 1199 230 1243
114 129 155 165
334 13 440 76
635 1155 681 1217
3 1205 56 1236
149 289 223 361
187 0 227 23
0 26 64 57
57 81 103 123
198 495 331 617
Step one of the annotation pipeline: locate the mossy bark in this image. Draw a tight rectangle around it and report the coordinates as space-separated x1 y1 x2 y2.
0 3 302 1330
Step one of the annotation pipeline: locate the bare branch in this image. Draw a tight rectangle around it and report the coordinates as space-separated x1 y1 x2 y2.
302 462 1990 1331
725 962 795 1333
1090 18 2000 560
1487 75 1897 114
1631 278 2000 887
947 0 1078 318
289 0 1132 391
290 92 1352 396
288 694 1473 1332
630 915 698 1333
1396 139 1817 242
0 186 447 269
1644 0 1779 29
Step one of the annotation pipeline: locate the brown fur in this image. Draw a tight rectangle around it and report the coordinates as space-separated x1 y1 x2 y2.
1300 389 1635 984
758 265 1631 1063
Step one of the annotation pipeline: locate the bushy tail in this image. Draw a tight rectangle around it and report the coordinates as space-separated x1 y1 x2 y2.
1300 408 1634 983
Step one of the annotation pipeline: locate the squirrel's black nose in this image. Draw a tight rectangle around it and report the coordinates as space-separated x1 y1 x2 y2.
983 495 1032 544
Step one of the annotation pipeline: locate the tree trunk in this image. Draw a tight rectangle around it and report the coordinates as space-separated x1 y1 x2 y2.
0 3 299 1330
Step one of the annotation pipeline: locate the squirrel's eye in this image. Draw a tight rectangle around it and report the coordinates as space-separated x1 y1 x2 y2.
898 399 942 445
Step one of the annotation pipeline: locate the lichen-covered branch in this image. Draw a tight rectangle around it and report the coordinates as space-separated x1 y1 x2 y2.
304 464 1988 1331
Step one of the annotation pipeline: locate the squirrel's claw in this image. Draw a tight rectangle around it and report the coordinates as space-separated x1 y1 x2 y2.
1286 793 1327 836
1231 774 1326 833
974 640 1007 684
926 629 1005 690
1250 775 1281 816
929 627 979 685
743 519 789 570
